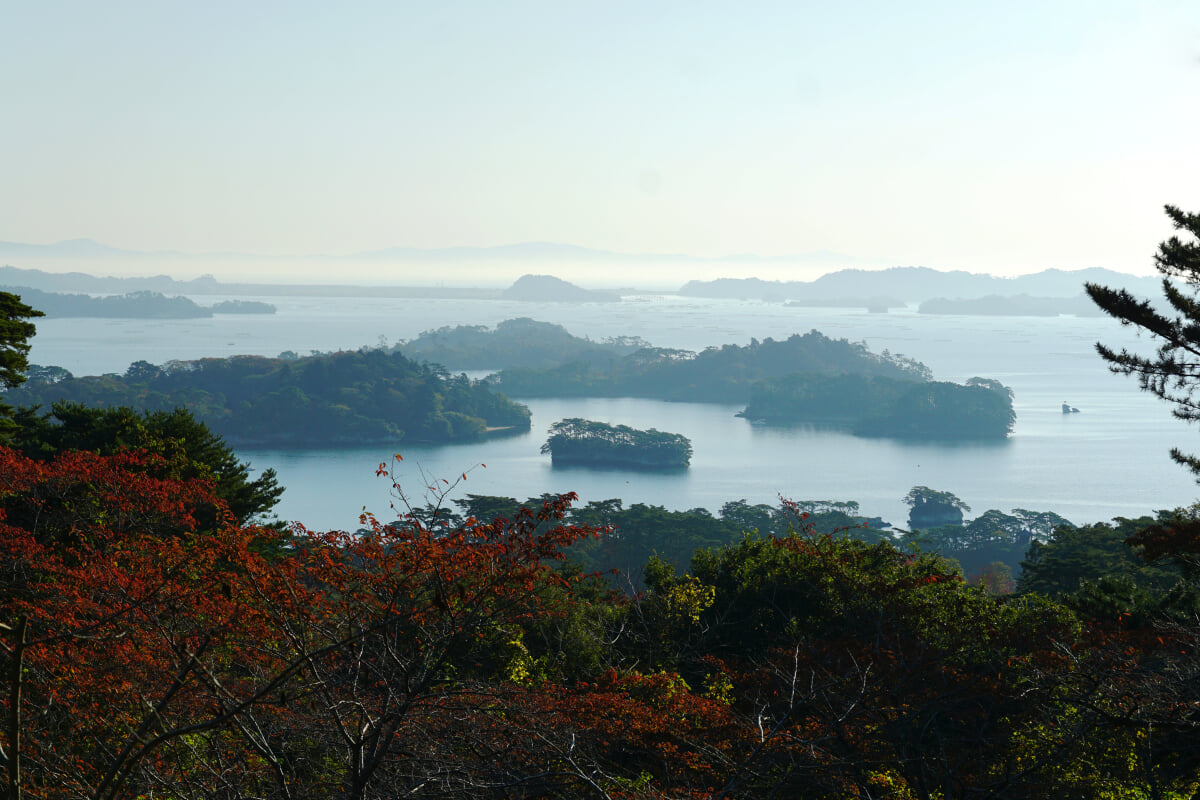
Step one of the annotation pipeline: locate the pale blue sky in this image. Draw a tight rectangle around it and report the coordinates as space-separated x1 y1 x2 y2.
3 1 1198 281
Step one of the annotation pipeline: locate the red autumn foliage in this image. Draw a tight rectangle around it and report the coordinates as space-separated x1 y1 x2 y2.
0 446 297 799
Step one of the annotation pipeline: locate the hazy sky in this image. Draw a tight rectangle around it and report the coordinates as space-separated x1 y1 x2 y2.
3 1 1199 280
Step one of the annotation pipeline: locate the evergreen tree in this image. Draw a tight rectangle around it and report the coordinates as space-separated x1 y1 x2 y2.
0 292 44 439
1086 205 1200 475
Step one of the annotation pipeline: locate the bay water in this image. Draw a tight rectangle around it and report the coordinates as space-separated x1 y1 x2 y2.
24 293 1199 532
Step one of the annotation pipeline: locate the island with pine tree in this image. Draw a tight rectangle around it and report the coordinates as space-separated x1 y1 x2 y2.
541 418 693 470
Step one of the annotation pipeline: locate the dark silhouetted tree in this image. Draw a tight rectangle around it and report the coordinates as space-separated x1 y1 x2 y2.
1086 205 1200 476
0 293 43 441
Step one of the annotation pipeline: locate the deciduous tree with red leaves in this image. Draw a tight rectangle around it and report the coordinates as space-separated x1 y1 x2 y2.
0 445 305 799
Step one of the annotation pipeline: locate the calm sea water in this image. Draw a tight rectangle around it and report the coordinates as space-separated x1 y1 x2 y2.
24 294 1199 531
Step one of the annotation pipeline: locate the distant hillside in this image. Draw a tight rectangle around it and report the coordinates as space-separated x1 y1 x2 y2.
0 260 1162 310
399 318 646 370
0 286 275 318
679 267 1163 304
501 274 620 303
0 265 221 295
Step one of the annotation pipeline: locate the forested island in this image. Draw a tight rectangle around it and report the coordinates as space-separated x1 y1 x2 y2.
540 418 692 470
5 348 530 446
743 374 1016 439
488 328 1014 439
0 285 276 318
398 317 648 370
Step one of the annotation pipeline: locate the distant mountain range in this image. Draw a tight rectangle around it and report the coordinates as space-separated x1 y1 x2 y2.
0 262 1169 306
679 267 1165 303
0 245 1167 309
0 237 870 266
0 268 618 303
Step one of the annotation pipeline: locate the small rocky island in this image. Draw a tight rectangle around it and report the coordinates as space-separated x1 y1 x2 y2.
541 418 692 469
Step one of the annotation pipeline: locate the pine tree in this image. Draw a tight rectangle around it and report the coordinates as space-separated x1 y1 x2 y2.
1086 205 1200 476
0 292 43 440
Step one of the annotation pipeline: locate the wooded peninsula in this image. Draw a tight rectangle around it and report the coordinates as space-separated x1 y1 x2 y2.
7 348 531 446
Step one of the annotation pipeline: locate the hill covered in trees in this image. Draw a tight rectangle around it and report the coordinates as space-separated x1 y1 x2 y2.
5 348 531 446
398 317 647 370
496 329 932 402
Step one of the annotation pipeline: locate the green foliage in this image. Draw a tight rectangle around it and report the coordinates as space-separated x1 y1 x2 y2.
444 494 890 585
912 508 1074 581
678 532 965 656
0 292 43 389
574 502 729 581
5 348 532 447
540 417 692 469
620 527 1086 799
1018 515 1182 599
